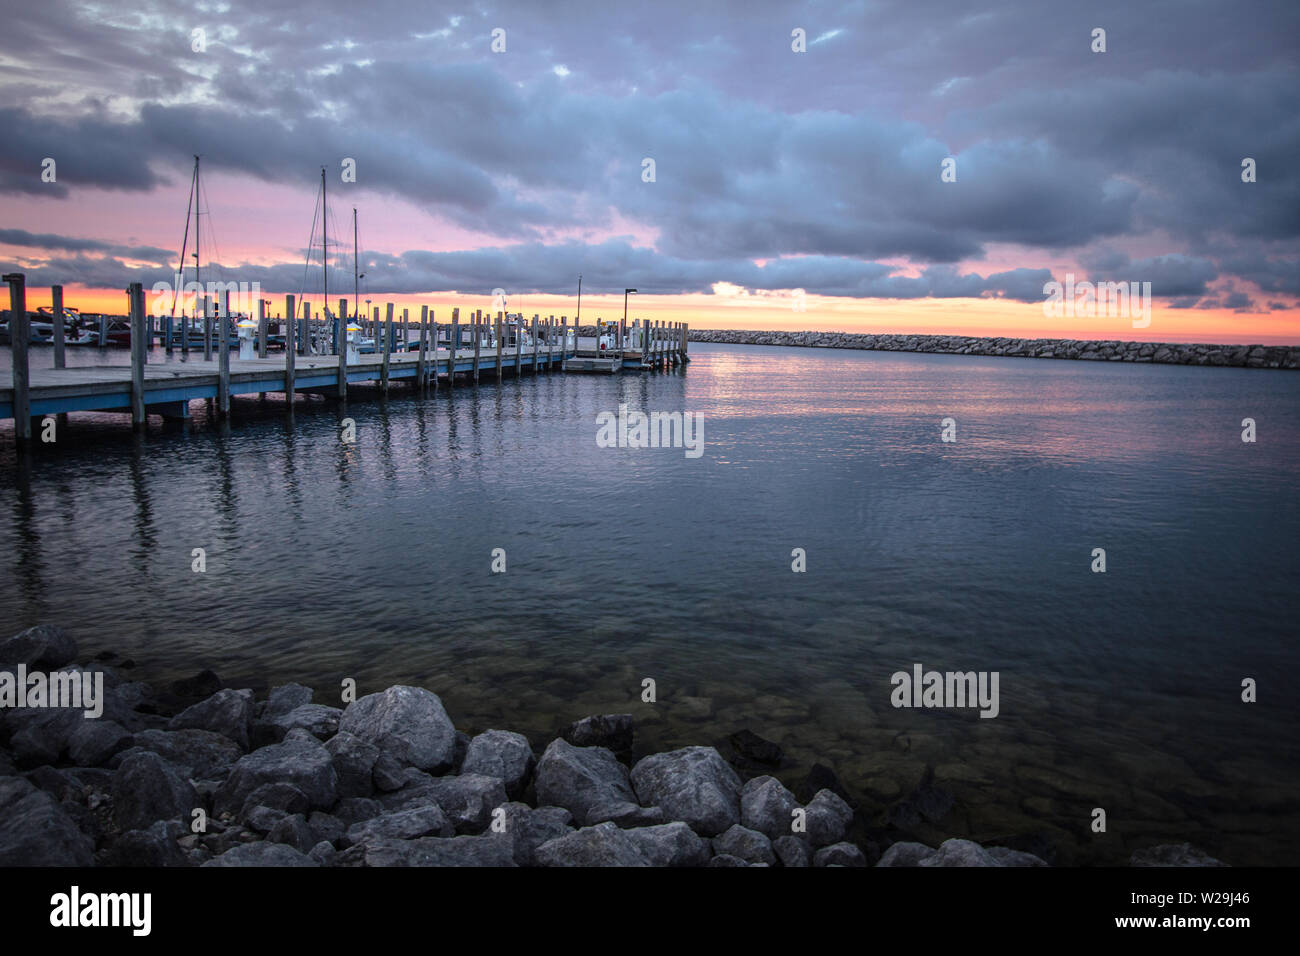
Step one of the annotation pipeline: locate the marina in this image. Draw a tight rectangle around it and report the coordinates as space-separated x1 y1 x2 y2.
1 275 689 436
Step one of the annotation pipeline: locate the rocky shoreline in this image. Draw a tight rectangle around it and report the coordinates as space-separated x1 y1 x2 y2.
680 328 1300 369
0 625 1227 868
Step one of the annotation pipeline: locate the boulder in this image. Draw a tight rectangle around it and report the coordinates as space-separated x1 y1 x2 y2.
264 704 342 742
534 822 651 867
238 783 311 822
1130 843 1227 867
116 729 243 781
480 803 575 867
67 720 132 767
773 835 812 867
265 683 314 716
804 788 854 847
0 776 94 866
167 688 255 750
379 773 506 833
266 814 318 853
814 842 867 867
461 729 536 798
344 806 454 846
630 746 742 836
104 819 188 867
587 800 666 828
986 846 1049 867
624 821 712 867
919 838 997 867
335 836 517 867
337 686 458 772
741 775 799 840
0 625 77 668
712 824 776 865
202 842 318 867
324 731 381 799
534 738 637 826
876 841 937 867
216 736 337 814
562 714 634 752
111 751 199 832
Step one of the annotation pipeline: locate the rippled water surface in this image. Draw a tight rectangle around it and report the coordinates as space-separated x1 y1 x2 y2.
3 342 1297 864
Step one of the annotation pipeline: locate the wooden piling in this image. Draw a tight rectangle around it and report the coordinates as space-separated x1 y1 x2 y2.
382 302 392 393
513 313 522 377
531 315 539 374
285 294 296 403
257 299 268 358
560 318 568 371
495 312 503 383
450 309 459 388
473 310 481 384
203 296 213 360
128 282 146 429
417 305 428 387
4 274 30 441
429 317 438 392
217 294 230 418
51 284 65 369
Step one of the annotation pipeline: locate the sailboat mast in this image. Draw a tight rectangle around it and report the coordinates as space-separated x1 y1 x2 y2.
353 207 359 325
195 155 201 295
321 166 328 309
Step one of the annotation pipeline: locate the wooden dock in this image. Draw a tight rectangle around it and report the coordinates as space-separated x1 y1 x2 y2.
1 274 691 439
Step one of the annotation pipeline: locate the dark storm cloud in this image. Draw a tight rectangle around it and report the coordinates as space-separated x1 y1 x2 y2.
0 0 1297 301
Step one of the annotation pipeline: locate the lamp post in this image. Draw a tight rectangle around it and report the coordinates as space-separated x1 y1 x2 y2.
623 288 636 352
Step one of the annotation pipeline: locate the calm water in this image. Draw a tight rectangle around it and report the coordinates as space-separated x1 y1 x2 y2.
2 342 1298 864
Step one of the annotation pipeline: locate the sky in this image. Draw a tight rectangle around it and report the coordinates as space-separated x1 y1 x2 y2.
0 0 1298 342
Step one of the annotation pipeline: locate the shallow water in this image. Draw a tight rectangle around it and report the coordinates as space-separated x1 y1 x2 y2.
2 342 1297 864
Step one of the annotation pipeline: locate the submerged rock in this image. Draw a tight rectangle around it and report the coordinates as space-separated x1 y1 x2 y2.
563 714 634 752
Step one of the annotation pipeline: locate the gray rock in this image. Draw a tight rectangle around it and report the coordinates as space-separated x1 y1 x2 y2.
244 805 289 835
534 738 637 826
741 775 800 840
238 782 310 822
876 841 937 867
480 803 574 867
1130 843 1227 867
104 819 188 867
308 840 337 866
115 728 243 781
814 842 867 867
0 776 94 866
713 824 776 865
534 822 651 867
587 800 666 828
265 703 342 742
371 751 407 791
202 841 318 867
919 838 997 867
562 714 634 752
67 720 132 767
216 736 337 814
804 788 854 847
379 773 506 833
335 836 517 867
168 688 255 750
265 683 314 716
0 625 77 668
630 746 742 836
707 853 749 867
332 797 384 827
112 751 200 832
986 846 1049 867
336 685 458 772
624 821 711 867
5 707 81 766
773 835 812 867
324 731 381 799
345 806 454 846
267 813 318 852
461 729 536 798
307 811 345 846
